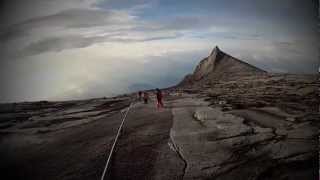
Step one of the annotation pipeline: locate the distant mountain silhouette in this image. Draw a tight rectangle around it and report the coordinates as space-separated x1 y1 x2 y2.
179 46 266 86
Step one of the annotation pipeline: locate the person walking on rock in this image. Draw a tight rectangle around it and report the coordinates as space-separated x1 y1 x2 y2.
143 92 149 104
138 91 142 101
156 88 164 109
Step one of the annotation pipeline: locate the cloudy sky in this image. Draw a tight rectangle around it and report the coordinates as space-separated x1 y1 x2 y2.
0 0 319 102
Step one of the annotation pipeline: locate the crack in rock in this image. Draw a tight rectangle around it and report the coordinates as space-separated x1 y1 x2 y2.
168 131 188 180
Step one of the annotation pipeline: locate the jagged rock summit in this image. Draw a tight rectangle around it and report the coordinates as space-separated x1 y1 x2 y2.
179 46 266 86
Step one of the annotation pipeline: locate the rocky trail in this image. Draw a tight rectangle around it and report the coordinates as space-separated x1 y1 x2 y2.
0 92 318 179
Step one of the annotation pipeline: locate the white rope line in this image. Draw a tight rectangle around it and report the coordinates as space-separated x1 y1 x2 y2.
100 102 133 180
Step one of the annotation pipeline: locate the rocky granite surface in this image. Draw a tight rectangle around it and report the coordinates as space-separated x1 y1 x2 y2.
170 96 318 179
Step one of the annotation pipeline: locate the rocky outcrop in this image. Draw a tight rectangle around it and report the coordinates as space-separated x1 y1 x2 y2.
205 73 319 113
172 46 318 179
179 46 266 86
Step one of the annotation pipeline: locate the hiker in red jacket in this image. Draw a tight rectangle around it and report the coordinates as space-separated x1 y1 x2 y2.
156 88 164 109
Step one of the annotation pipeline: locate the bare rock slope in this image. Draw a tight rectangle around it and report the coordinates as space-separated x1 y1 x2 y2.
179 46 266 86
173 46 319 179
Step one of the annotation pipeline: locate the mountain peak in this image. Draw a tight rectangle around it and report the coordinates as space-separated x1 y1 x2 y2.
210 46 221 56
178 46 267 86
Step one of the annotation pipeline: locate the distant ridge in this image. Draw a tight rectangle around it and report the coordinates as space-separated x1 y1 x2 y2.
179 46 266 86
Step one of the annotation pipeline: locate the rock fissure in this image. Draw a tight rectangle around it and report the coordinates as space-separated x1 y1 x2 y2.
169 133 188 180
